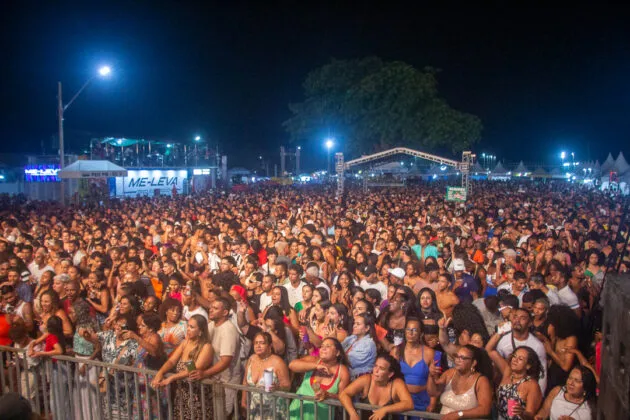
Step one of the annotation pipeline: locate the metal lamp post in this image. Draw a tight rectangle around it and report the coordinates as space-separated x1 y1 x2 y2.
57 65 111 205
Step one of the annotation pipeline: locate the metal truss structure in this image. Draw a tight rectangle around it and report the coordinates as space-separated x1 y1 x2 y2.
335 147 475 198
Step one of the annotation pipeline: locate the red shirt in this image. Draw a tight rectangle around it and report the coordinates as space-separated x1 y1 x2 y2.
0 314 12 346
44 334 59 352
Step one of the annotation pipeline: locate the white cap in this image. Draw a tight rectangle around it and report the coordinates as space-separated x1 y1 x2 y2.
388 267 406 279
452 258 465 271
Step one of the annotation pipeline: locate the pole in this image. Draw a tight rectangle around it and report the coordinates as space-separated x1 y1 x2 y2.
327 148 331 175
58 82 65 206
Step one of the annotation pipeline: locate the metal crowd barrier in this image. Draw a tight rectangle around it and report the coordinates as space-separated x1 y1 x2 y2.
1 345 449 419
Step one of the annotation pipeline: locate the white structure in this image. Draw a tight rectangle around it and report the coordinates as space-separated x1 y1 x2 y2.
58 160 128 179
334 147 474 197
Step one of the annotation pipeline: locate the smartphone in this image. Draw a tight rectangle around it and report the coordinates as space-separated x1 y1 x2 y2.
434 354 441 368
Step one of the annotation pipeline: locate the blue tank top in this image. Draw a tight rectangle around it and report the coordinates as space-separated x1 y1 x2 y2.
400 345 435 386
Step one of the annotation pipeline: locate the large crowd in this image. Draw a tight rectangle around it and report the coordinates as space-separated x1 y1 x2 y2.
0 181 627 420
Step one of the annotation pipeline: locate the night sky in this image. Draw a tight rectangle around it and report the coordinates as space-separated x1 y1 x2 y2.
1 2 629 170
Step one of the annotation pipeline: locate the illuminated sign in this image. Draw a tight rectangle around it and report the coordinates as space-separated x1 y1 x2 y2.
193 168 212 175
24 165 60 182
112 169 188 197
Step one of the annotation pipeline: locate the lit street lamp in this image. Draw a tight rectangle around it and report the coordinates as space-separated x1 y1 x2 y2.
58 65 111 204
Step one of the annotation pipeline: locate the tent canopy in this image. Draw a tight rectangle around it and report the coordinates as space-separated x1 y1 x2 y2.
59 160 128 179
613 152 630 175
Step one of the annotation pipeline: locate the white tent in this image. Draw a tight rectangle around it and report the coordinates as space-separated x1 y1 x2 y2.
601 153 615 173
471 161 485 174
513 161 529 176
612 152 630 175
492 162 509 175
58 160 128 179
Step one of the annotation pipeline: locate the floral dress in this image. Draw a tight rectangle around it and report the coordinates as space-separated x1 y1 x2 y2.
245 361 287 420
98 331 139 419
159 320 187 355
496 376 529 420
172 360 213 420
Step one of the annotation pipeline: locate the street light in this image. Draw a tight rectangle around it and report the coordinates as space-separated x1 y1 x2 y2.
325 138 334 174
99 66 112 76
58 65 112 204
193 135 202 166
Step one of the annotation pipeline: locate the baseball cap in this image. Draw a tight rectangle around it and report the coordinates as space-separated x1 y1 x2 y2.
388 267 405 279
452 258 465 271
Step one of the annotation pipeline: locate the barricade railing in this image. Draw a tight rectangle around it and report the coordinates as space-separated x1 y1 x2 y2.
1 345 455 419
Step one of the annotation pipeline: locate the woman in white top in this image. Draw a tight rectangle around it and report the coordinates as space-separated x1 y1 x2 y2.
427 344 493 419
535 366 596 420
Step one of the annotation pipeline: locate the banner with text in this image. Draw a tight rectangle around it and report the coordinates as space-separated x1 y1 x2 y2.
445 186 467 202
111 169 188 197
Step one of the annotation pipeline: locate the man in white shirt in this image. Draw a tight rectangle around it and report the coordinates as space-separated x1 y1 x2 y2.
359 265 388 301
27 248 54 284
548 270 581 317
528 273 560 305
284 264 307 307
182 285 208 321
304 264 330 294
258 274 275 313
496 307 547 393
190 297 241 415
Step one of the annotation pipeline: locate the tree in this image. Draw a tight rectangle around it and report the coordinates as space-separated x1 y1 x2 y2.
283 57 482 156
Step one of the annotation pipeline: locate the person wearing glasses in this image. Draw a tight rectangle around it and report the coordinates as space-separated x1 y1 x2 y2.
427 344 493 419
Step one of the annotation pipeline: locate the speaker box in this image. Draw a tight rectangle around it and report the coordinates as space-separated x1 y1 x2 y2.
598 273 630 420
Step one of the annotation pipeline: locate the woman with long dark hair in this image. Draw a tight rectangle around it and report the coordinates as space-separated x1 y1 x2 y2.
289 337 351 420
264 286 299 336
417 287 442 322
301 300 332 357
487 345 543 419
541 305 579 392
264 305 298 363
324 303 350 342
340 354 414 420
342 313 377 380
331 271 354 309
152 314 214 419
29 315 68 418
391 317 442 413
378 285 414 351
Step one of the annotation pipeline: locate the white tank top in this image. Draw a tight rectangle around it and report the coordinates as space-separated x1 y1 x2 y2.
440 373 480 414
550 389 592 420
